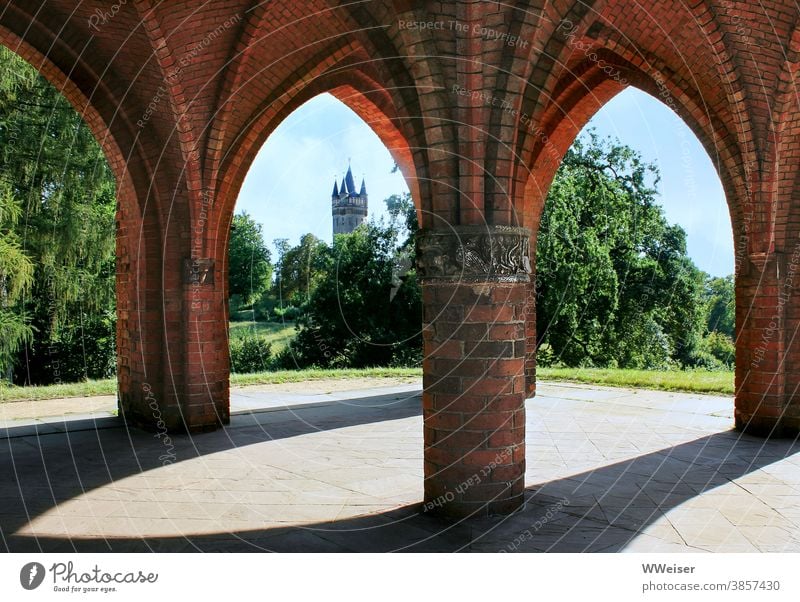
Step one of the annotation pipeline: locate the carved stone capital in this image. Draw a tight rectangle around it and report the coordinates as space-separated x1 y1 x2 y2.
416 225 532 283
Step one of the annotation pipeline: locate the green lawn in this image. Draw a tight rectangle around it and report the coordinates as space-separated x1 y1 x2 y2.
0 358 734 403
0 378 118 403
538 367 734 395
228 320 296 353
228 367 422 387
0 368 422 403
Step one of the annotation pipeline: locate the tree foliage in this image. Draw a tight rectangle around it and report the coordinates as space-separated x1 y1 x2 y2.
228 211 273 306
273 232 328 307
0 180 34 374
0 47 117 383
282 197 421 369
704 275 734 338
536 133 708 369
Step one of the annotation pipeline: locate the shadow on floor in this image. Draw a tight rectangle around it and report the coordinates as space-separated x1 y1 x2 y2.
2 389 799 552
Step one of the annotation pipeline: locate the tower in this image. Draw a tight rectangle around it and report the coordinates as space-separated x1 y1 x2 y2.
331 164 368 236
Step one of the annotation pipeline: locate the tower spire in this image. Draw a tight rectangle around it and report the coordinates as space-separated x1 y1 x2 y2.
331 162 368 237
344 164 356 197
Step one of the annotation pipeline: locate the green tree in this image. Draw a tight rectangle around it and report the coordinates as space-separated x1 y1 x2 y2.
283 201 421 368
272 238 291 272
273 233 328 307
384 192 418 251
228 211 272 306
700 330 735 367
704 274 734 338
536 132 707 368
0 180 33 376
0 47 117 384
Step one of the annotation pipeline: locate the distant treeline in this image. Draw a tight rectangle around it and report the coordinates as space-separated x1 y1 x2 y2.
233 135 734 373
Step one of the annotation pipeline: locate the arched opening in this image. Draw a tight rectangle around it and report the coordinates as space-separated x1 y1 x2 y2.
533 87 735 378
0 43 125 417
517 51 748 411
192 90 426 512
227 91 419 371
238 92 412 264
0 17 179 433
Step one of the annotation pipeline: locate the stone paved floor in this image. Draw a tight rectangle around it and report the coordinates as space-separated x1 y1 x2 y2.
1 381 799 552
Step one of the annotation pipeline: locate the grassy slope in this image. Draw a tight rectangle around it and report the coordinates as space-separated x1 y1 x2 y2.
228 320 296 353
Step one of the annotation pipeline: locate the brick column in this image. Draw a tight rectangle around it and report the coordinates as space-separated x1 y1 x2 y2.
182 256 230 431
116 177 229 433
736 251 800 436
524 252 537 397
116 180 191 432
418 225 531 518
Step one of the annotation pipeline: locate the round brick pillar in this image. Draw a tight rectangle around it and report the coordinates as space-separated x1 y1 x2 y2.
735 251 800 437
417 226 531 518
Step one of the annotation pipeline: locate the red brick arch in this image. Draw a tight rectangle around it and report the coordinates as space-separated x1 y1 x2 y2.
516 53 750 236
0 27 137 210
0 4 205 432
207 79 421 332
3 0 800 518
512 44 754 400
189 65 423 418
771 23 800 253
0 25 170 421
212 72 420 235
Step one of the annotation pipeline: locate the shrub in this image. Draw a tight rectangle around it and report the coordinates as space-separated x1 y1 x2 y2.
229 335 272 374
229 294 245 313
273 305 302 321
388 344 422 368
13 309 116 384
270 345 300 370
535 343 555 367
253 294 277 321
701 331 735 368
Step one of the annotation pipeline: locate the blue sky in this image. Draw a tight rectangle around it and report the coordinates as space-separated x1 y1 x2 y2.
237 87 733 277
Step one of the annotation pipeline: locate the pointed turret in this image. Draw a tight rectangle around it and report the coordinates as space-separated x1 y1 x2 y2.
331 163 368 237
344 165 356 197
